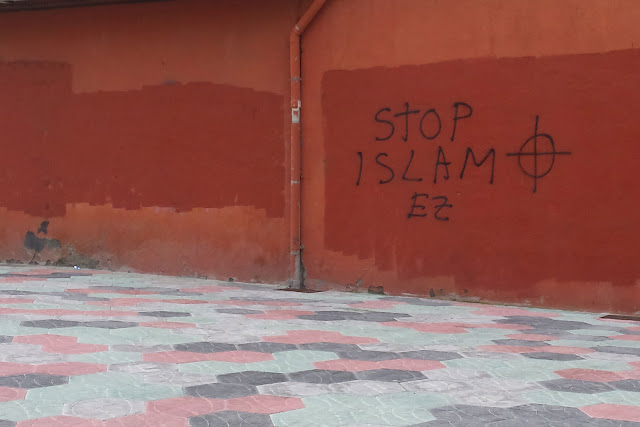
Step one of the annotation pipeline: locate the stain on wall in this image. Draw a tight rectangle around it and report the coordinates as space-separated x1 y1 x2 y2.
318 49 640 312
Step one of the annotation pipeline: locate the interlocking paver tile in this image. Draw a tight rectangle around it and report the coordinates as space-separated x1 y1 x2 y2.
173 342 237 353
0 265 639 425
610 379 640 392
287 369 357 384
189 411 274 427
62 398 144 419
540 379 616 394
185 383 258 398
0 374 68 389
217 371 288 386
354 369 426 382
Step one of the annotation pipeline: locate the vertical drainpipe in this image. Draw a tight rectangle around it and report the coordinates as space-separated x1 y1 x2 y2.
289 0 327 288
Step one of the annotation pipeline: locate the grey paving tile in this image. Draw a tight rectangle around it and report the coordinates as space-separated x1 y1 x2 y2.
287 370 357 384
297 342 360 353
397 350 463 361
81 321 138 329
189 411 274 427
354 369 426 382
425 403 618 426
0 290 37 295
173 342 237 353
216 371 288 386
610 379 640 392
0 420 16 427
521 352 584 361
0 374 69 388
335 350 399 361
139 311 191 317
20 319 80 328
540 379 615 394
45 292 110 302
0 336 12 344
497 317 600 331
185 383 258 398
594 346 640 356
235 342 298 353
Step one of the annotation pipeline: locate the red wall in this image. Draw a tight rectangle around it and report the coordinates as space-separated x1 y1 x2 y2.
2 0 640 313
0 0 306 281
302 0 640 313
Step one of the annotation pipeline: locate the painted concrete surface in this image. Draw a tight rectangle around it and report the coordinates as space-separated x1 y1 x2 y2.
0 265 639 426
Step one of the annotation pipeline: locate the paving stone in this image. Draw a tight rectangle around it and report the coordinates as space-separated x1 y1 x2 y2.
257 381 333 397
594 346 640 356
1 266 640 426
297 311 410 322
0 374 69 388
397 350 463 361
297 342 362 353
217 371 288 386
109 362 178 374
610 379 640 392
189 411 274 427
0 420 16 427
139 311 192 317
81 321 138 329
354 369 426 382
287 370 357 384
335 350 399 361
382 297 452 307
540 379 615 394
135 371 220 387
110 344 174 353
185 383 258 398
497 317 600 331
63 398 145 419
20 319 80 328
215 308 264 315
522 352 585 361
173 342 237 353
328 380 406 396
493 339 551 347
236 342 298 353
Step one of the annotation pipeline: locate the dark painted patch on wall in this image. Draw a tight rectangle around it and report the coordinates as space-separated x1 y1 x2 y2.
321 49 640 303
0 61 285 218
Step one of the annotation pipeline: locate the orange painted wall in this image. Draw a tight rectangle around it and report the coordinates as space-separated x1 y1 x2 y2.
0 0 307 281
301 0 640 313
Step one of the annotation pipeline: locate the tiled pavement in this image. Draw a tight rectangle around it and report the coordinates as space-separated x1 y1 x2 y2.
0 266 638 426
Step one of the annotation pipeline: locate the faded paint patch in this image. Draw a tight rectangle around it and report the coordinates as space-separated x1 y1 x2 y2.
0 61 285 218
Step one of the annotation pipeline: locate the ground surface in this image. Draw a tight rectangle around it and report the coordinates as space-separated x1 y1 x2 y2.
0 266 638 426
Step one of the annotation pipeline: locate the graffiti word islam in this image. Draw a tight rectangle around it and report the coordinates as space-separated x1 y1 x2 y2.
354 102 572 221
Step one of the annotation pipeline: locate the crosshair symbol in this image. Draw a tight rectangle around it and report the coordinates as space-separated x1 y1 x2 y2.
506 115 571 193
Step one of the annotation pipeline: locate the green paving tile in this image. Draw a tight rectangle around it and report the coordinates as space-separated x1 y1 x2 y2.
108 327 204 345
0 397 63 421
244 350 338 373
272 393 448 427
25 372 182 404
